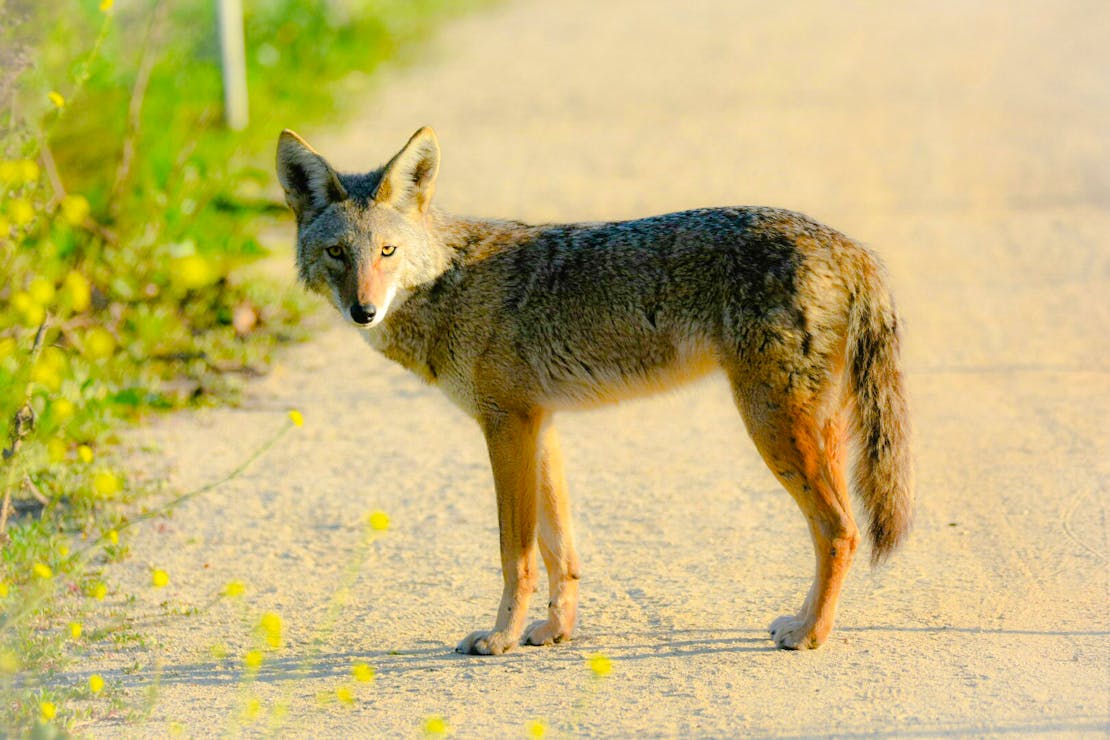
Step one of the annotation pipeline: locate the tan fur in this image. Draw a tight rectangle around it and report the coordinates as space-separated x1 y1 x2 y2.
277 127 914 654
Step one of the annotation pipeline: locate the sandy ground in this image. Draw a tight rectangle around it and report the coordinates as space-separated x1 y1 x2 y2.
72 0 1108 736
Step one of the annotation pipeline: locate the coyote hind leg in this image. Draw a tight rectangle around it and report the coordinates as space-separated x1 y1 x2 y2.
735 380 860 650
524 422 580 646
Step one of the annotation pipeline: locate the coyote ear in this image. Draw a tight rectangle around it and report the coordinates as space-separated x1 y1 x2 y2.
276 130 348 221
374 126 439 215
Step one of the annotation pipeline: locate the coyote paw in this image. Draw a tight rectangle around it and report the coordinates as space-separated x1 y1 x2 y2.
455 629 518 655
523 619 572 647
769 614 822 650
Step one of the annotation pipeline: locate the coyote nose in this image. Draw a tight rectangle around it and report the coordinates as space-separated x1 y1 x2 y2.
350 302 376 325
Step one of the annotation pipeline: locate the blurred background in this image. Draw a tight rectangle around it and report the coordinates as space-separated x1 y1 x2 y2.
1 0 1107 734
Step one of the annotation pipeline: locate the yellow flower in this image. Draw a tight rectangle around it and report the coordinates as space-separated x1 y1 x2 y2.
351 662 375 682
89 674 104 693
336 685 354 705
48 91 65 109
63 271 91 312
29 277 55 305
78 445 94 463
223 580 245 598
107 529 119 545
525 720 547 738
69 621 82 639
0 160 17 184
587 653 612 677
93 470 121 497
171 254 215 291
423 716 449 736
52 398 75 422
33 562 53 579
29 358 59 388
91 582 107 600
0 651 20 673
260 611 282 648
368 510 390 532
0 337 16 358
84 327 116 360
40 700 57 721
17 159 39 183
0 582 8 598
242 697 261 721
99 0 114 10
60 194 90 226
9 198 34 226
57 544 69 557
151 568 169 588
288 409 304 427
243 650 263 671
0 215 9 236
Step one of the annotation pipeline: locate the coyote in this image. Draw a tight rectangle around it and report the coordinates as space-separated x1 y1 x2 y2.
276 127 912 654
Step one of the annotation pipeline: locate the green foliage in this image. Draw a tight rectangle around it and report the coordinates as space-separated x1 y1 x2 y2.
0 0 477 732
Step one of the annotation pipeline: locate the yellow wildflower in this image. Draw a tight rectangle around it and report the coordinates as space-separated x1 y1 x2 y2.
107 529 119 545
587 652 612 677
351 662 375 682
29 357 60 388
0 651 19 673
99 0 114 10
288 409 304 427
57 544 69 557
525 720 547 738
33 562 53 579
89 674 104 693
423 716 449 736
63 271 91 312
48 91 65 109
0 337 16 358
151 568 169 588
84 327 116 360
171 254 214 291
0 582 8 598
69 621 82 639
40 700 57 721
60 194 90 226
52 398 75 421
0 215 9 236
368 510 390 532
336 685 354 705
243 650 263 671
9 198 34 226
260 611 282 648
17 159 39 183
78 445 94 463
91 582 107 600
0 160 17 184
92 470 121 497
242 697 261 721
223 580 245 598
29 277 55 305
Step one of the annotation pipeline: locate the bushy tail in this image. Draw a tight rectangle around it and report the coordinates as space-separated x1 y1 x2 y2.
847 263 914 565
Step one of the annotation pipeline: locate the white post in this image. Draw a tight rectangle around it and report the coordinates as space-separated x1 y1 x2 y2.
216 0 248 131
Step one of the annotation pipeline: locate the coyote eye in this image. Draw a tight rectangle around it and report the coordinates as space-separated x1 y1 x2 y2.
325 245 344 259
381 245 397 257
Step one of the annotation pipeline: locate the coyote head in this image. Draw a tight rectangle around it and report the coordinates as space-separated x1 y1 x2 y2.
275 127 442 327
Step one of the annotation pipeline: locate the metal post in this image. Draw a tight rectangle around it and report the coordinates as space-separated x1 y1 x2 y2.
216 0 248 131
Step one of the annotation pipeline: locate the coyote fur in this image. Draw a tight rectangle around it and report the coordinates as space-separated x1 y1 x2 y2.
276 126 913 654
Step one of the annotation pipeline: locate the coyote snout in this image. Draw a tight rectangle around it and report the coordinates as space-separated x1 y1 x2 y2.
277 126 913 655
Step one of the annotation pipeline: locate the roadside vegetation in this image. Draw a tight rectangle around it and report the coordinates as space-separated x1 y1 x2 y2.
0 0 473 732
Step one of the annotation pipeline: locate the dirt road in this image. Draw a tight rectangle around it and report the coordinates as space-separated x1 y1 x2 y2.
79 0 1108 735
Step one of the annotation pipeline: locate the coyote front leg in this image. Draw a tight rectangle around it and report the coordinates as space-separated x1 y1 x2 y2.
456 409 542 655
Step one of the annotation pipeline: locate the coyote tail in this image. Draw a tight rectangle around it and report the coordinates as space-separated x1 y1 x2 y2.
847 265 914 564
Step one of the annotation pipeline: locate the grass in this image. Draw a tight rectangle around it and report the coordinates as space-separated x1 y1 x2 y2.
0 0 482 732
